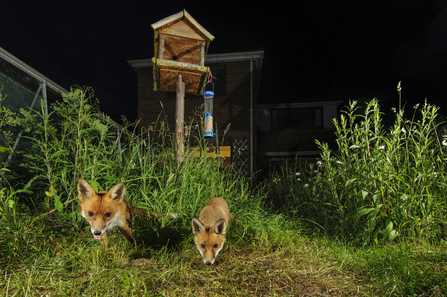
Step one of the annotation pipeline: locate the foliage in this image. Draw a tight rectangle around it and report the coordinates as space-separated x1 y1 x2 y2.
3 86 270 241
0 85 446 295
0 86 18 157
263 86 447 246
339 241 447 295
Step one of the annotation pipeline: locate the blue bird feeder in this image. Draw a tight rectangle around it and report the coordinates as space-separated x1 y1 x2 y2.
203 82 214 139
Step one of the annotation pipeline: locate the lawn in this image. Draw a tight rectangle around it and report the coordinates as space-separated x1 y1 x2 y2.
0 86 446 296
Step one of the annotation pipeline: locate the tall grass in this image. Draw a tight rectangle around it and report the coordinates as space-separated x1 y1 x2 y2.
263 88 447 246
0 86 18 156
0 87 280 260
0 86 446 295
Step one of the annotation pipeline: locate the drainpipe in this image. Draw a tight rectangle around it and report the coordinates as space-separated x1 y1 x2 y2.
250 54 253 181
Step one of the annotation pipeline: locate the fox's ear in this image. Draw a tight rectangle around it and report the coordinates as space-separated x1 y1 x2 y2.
77 179 95 201
213 218 227 235
192 218 204 235
109 182 125 201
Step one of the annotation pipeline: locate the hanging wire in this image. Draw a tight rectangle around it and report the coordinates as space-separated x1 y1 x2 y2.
207 70 213 83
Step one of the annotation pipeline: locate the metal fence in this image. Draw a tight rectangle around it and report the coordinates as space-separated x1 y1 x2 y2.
232 138 249 178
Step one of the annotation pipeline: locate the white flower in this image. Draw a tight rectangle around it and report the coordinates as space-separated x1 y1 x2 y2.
295 172 300 176
317 161 322 166
304 184 309 187
379 145 385 149
335 161 343 164
443 139 447 147
401 128 406 133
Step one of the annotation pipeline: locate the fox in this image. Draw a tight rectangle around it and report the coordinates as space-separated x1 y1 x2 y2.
77 179 135 248
191 197 231 265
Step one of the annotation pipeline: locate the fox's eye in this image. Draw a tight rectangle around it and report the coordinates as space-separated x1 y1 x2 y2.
88 212 94 217
213 244 218 249
201 244 205 249
105 212 112 218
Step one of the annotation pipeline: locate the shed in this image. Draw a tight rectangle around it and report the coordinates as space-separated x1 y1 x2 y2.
151 9 214 95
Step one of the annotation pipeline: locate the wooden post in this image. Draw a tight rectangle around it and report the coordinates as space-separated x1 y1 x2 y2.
175 74 185 165
158 36 165 59
199 43 205 66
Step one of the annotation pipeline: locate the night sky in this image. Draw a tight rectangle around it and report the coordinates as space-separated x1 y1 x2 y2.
3 0 447 123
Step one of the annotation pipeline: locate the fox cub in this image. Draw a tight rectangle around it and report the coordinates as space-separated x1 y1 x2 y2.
192 197 231 265
77 179 135 248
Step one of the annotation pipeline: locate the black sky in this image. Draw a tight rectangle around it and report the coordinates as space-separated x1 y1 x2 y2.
3 0 447 123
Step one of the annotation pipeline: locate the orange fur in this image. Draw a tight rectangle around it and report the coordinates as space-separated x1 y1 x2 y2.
192 197 231 265
77 179 135 248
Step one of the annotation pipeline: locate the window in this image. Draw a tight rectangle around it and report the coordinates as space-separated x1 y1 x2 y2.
272 107 323 130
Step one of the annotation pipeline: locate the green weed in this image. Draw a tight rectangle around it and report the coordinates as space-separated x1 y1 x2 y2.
264 88 447 247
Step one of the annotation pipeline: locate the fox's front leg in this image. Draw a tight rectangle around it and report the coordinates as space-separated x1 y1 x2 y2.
102 232 109 249
120 225 136 249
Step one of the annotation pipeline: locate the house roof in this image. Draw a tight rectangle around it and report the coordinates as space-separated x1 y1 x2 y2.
0 47 127 133
0 47 67 94
151 9 214 42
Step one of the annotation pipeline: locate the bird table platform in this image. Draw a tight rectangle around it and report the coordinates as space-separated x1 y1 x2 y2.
191 146 231 168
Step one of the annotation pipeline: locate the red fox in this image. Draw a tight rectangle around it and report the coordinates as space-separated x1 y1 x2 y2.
191 197 231 265
77 179 135 248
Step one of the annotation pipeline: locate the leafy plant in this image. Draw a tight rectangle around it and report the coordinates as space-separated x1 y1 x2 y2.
0 86 18 158
263 83 447 246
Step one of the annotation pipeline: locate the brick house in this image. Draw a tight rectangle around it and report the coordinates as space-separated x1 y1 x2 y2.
256 100 342 173
128 50 264 176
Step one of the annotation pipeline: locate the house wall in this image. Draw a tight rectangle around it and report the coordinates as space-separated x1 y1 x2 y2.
256 101 342 131
136 60 259 146
255 101 342 164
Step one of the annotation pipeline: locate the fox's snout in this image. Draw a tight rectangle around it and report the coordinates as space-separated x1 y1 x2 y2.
92 230 104 240
195 240 223 265
84 219 107 239
82 211 112 240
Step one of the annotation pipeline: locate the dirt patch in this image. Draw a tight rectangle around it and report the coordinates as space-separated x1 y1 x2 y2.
131 258 152 267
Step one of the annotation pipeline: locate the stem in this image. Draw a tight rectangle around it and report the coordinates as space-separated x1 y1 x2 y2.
73 91 84 188
42 100 55 201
